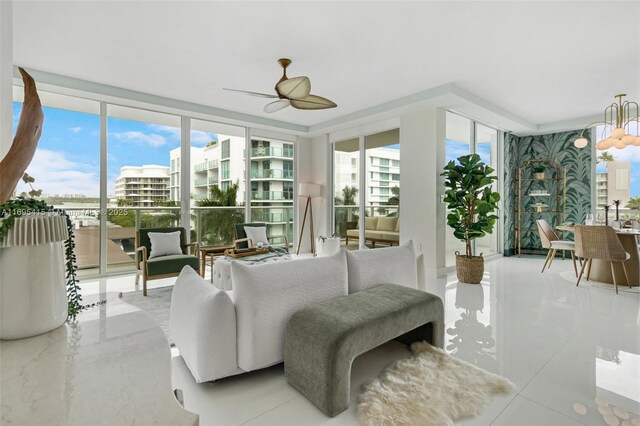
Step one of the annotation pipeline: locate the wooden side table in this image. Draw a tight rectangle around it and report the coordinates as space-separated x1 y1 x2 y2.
199 245 234 282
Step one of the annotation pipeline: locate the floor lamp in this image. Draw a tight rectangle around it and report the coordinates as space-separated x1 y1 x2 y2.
296 183 321 256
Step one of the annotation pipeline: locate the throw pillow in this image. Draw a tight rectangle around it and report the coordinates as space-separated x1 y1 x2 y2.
244 226 269 247
376 216 397 231
345 240 417 293
148 231 182 259
365 217 378 230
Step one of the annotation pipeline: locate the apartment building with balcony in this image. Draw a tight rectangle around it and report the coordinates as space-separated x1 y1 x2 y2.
333 147 400 205
114 165 170 207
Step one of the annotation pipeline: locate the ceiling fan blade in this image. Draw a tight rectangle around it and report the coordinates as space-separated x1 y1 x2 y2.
264 99 291 113
276 76 311 100
290 94 337 110
223 88 278 98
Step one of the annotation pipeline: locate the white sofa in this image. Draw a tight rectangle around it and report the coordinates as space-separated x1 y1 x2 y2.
170 241 418 383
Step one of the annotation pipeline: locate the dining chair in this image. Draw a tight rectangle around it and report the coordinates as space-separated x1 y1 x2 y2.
536 219 578 276
574 225 631 294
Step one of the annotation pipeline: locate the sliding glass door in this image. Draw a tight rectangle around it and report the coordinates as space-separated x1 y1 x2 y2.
445 112 500 267
332 128 400 250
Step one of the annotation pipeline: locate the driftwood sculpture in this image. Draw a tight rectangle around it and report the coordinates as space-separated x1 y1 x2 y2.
0 68 44 204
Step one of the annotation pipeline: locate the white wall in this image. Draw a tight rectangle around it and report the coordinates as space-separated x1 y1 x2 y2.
0 1 13 159
399 107 447 280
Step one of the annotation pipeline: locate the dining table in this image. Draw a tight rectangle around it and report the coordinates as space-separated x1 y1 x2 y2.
556 224 640 287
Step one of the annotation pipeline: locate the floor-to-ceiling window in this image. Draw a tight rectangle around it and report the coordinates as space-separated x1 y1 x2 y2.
445 111 500 267
106 105 181 274
333 128 400 250
12 92 101 277
333 138 360 249
250 136 294 247
190 119 246 246
365 129 400 249
10 85 299 277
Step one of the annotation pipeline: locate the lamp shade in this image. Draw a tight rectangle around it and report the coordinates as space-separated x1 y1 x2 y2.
299 183 321 198
574 137 588 149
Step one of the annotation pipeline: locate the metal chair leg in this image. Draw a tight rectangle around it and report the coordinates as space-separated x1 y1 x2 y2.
610 261 618 294
547 249 557 269
621 261 631 289
576 257 587 286
541 249 552 273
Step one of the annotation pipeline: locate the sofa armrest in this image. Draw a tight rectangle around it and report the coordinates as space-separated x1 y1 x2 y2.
169 266 239 383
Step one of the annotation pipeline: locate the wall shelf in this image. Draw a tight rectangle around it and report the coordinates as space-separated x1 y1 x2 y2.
515 159 566 257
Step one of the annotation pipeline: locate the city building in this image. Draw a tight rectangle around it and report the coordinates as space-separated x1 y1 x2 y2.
596 160 631 207
334 147 400 206
114 165 170 207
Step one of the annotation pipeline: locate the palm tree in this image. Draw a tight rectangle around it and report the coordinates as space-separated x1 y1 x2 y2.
626 197 640 211
334 186 358 238
597 152 615 169
195 182 244 245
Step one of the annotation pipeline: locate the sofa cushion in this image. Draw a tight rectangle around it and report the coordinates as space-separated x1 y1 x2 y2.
148 231 182 259
395 217 400 233
373 230 400 241
376 216 397 232
146 254 199 276
232 250 348 371
346 229 359 238
169 266 239 383
345 240 417 293
365 217 378 230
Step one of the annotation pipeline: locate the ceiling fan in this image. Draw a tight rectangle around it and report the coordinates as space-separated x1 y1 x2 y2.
224 58 337 114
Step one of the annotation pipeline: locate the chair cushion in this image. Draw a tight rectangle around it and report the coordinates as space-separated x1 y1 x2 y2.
138 227 187 257
148 231 183 259
232 250 348 372
549 240 575 251
345 240 417 293
376 217 397 232
365 217 378 230
235 223 266 249
244 226 269 247
346 229 359 238
146 254 199 276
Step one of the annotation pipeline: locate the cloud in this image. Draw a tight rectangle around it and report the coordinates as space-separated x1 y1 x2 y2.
69 126 82 134
112 131 167 147
14 149 100 197
602 146 640 163
147 123 216 147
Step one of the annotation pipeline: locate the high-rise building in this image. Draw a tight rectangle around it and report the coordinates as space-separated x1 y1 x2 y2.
114 165 170 207
334 147 400 205
596 160 631 207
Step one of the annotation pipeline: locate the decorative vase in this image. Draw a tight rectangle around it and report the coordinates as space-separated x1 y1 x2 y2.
0 214 69 339
534 172 545 180
317 237 340 257
455 251 484 284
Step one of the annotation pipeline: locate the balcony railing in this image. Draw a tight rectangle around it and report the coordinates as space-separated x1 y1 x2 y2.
251 191 294 201
251 147 294 158
194 160 218 172
251 169 294 179
195 178 208 186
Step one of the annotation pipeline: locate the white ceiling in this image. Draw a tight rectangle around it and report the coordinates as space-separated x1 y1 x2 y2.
11 1 640 130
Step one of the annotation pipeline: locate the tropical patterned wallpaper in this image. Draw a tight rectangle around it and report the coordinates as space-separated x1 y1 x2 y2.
503 130 592 255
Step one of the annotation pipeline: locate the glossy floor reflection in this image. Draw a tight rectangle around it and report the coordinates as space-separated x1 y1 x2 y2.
85 255 640 425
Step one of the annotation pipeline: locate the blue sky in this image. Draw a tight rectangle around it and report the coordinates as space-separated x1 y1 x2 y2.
13 102 216 197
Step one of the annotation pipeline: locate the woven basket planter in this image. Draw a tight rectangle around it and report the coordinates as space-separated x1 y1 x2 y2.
455 252 484 284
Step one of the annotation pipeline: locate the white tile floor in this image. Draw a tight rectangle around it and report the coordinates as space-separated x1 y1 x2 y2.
80 255 640 425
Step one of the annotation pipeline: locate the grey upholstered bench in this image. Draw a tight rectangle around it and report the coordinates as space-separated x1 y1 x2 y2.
284 284 444 417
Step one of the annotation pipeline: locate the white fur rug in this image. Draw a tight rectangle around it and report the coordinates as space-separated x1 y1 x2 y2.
357 341 514 426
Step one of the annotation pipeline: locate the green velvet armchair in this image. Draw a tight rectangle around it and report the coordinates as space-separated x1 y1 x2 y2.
233 222 289 250
135 227 199 296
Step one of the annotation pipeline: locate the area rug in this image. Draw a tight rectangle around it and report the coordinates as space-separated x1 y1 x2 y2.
559 271 640 293
120 286 173 342
357 341 514 426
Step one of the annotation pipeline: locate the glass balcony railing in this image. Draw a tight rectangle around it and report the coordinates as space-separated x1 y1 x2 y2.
251 191 294 201
194 160 218 172
194 178 208 186
208 176 218 185
251 147 294 158
251 169 294 179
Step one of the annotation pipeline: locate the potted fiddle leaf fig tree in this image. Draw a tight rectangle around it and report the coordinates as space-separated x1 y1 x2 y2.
441 154 500 284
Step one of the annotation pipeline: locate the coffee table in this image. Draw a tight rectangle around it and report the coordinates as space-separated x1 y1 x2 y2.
199 245 234 282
